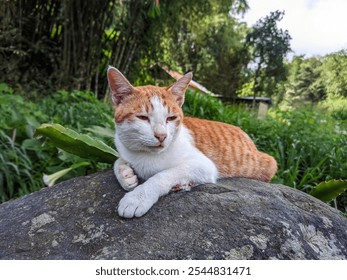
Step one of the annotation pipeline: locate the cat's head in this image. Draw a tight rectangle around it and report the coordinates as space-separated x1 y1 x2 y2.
107 66 192 153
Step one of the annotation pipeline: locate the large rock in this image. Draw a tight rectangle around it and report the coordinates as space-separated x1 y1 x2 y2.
0 170 346 259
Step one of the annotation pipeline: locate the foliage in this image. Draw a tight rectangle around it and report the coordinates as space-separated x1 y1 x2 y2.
147 0 250 98
283 56 326 106
263 109 346 189
281 50 347 107
11 0 347 112
309 180 347 203
39 90 114 131
184 90 253 124
35 124 118 164
1 0 251 99
0 85 114 201
322 50 347 99
318 96 347 130
0 0 162 96
245 10 291 103
0 131 41 202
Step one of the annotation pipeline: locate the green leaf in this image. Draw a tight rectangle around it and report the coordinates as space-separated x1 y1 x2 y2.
309 180 347 202
84 125 115 139
34 123 118 163
43 161 90 187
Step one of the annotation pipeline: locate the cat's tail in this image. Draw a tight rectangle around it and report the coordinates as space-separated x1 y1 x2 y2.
255 152 278 182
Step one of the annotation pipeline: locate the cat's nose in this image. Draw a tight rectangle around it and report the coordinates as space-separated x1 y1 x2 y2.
154 132 167 143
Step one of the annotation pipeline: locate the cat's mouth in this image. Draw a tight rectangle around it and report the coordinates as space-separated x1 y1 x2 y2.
149 142 165 150
153 144 164 149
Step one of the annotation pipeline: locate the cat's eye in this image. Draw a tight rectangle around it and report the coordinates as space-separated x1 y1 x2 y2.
136 115 149 121
166 116 178 122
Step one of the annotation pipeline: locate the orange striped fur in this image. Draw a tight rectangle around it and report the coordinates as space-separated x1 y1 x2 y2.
183 117 277 182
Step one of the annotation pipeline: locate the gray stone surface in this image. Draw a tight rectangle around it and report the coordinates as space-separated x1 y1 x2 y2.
0 170 346 260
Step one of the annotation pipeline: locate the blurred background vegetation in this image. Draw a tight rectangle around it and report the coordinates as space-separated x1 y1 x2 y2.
0 0 346 212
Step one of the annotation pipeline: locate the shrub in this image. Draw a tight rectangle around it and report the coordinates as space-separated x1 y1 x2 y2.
318 96 347 121
0 131 38 202
0 85 114 201
39 90 114 131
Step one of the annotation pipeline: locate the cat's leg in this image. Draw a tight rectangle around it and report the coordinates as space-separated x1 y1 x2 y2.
118 156 217 218
114 158 139 191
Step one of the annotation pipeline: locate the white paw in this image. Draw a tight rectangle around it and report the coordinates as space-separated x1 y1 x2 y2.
114 160 138 191
118 186 156 218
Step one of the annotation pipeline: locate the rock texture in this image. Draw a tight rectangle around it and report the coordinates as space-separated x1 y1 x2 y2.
0 170 346 260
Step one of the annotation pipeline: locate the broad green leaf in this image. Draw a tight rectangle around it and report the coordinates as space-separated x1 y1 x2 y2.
84 125 115 139
34 123 118 163
309 180 347 202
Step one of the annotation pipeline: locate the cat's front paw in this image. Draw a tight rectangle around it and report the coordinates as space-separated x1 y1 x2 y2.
114 159 138 191
118 186 156 218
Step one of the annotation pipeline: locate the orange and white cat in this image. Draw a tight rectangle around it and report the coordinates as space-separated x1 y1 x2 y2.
107 66 277 218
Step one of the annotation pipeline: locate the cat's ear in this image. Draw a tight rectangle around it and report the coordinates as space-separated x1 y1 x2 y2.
107 66 134 106
167 72 192 107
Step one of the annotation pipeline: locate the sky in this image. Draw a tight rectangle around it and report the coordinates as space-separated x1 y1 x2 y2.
242 0 347 57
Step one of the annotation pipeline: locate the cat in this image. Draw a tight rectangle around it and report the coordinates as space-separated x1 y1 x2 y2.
107 66 277 218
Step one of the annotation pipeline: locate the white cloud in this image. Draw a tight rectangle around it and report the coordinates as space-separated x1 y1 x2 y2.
242 0 347 57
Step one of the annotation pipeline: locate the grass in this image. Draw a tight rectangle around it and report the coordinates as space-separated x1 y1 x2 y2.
0 131 38 201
